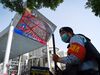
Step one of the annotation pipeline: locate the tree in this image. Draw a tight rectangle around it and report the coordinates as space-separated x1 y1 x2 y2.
0 0 63 14
86 0 100 17
1 0 100 17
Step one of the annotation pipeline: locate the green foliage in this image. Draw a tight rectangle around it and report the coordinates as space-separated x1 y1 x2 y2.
86 0 100 17
0 0 63 14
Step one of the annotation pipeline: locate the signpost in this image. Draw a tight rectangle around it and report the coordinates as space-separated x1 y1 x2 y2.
1 9 56 75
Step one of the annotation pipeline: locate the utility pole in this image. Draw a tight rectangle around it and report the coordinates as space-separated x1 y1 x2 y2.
3 24 14 75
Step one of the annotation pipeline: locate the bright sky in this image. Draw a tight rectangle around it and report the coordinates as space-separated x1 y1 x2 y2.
0 0 100 52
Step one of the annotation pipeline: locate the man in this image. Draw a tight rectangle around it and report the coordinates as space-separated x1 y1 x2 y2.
53 27 99 75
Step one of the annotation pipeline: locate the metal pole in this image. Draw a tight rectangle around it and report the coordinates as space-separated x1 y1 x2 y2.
52 34 58 74
17 56 22 75
47 42 51 70
3 24 14 75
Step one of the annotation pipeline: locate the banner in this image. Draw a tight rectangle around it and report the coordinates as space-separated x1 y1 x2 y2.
14 10 52 45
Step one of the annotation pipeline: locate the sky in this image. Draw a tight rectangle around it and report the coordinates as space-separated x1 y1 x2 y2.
0 0 100 52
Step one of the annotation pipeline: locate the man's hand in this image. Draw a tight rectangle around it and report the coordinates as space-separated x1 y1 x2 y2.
52 54 60 62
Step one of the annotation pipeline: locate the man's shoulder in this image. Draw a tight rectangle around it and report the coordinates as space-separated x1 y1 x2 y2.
71 34 85 40
70 34 87 46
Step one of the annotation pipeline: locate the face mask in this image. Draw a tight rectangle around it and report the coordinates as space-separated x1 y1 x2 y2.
61 33 70 43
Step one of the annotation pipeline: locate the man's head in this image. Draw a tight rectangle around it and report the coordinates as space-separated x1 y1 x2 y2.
59 27 74 43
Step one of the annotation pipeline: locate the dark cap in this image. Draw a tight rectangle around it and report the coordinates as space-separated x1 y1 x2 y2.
59 27 73 33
